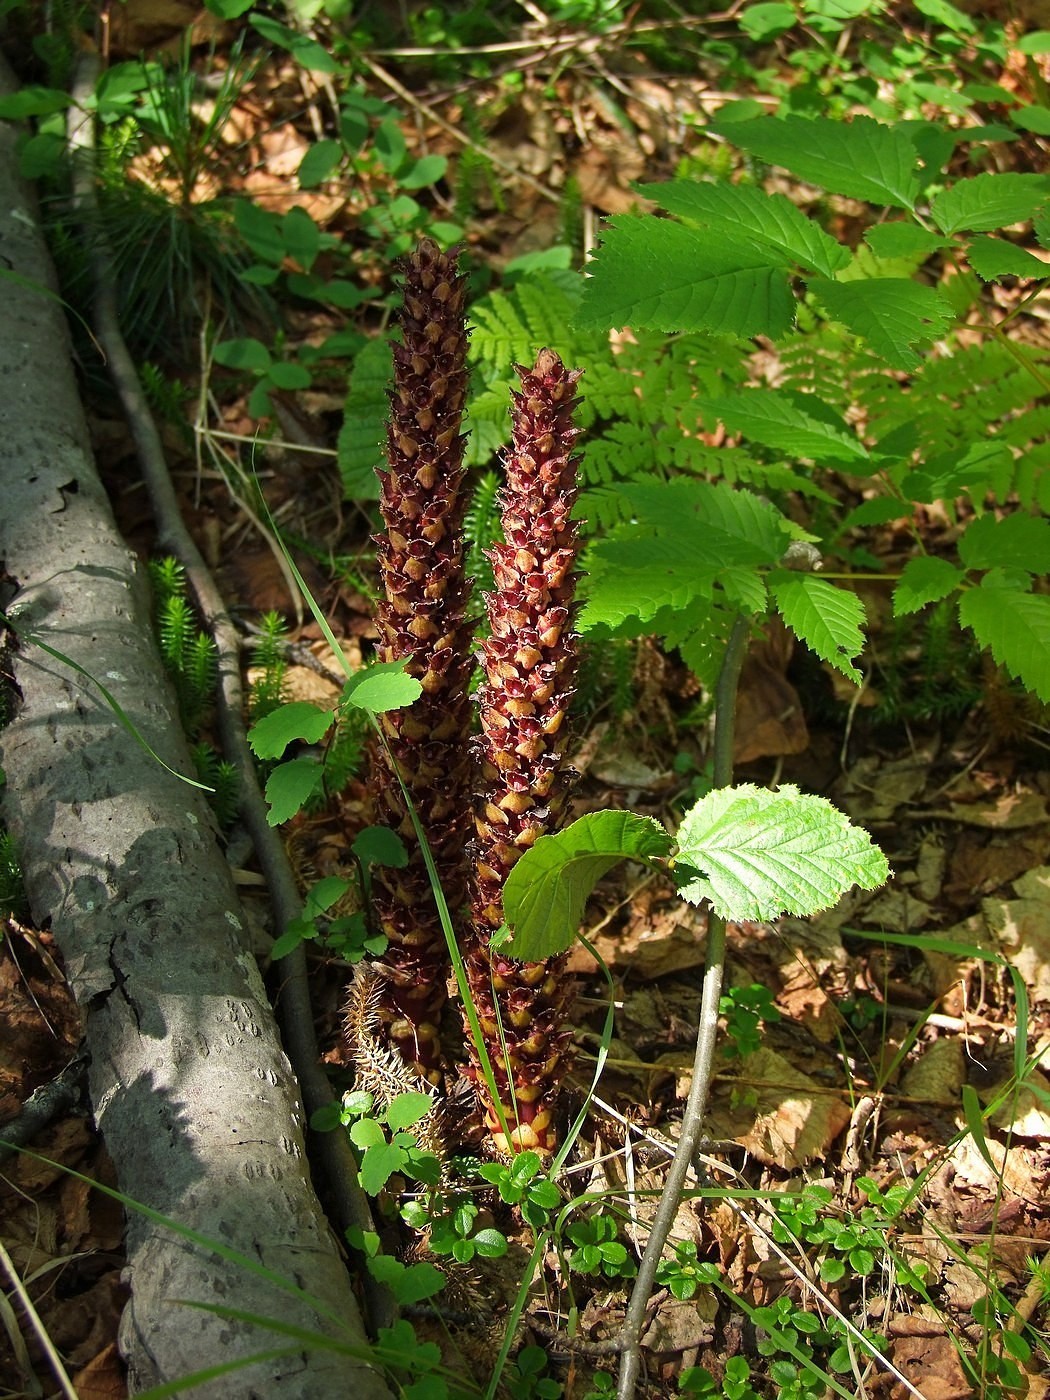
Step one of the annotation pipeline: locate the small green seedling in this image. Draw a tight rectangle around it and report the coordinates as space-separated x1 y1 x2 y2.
505 1345 563 1400
655 1239 710 1301
477 1150 562 1230
563 1214 637 1280
720 983 782 1058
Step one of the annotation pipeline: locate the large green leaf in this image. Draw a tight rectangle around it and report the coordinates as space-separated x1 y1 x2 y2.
500 812 673 960
958 511 1050 573
699 388 869 465
931 172 1050 236
637 181 850 279
811 276 954 371
716 115 922 211
958 576 1050 702
675 784 889 922
769 571 866 683
576 216 796 337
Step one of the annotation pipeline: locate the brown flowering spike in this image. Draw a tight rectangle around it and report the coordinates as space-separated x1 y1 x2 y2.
467 348 583 1155
360 238 475 1082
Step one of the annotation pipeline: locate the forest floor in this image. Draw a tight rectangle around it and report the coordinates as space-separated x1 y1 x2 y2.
3 2 1050 1398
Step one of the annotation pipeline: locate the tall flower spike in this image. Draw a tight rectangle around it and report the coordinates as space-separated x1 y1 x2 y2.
467 348 583 1155
357 238 475 1083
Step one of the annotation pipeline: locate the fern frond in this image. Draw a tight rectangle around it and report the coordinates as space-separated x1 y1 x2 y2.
249 610 289 722
149 555 185 606
463 469 502 601
158 594 194 674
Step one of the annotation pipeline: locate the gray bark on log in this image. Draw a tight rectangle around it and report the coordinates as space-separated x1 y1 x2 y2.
0 71 390 1400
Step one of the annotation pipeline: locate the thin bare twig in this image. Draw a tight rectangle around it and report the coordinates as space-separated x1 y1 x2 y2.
358 55 564 204
616 614 750 1399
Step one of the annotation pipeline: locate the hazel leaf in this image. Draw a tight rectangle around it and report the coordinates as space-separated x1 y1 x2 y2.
675 783 889 922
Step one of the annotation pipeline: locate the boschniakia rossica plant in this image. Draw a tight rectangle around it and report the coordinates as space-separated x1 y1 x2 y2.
466 348 584 1154
364 237 475 1083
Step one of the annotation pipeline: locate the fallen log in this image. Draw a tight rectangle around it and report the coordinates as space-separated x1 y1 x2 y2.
0 56 390 1399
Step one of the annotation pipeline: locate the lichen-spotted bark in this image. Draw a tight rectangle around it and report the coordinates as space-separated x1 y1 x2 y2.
363 238 474 1082
467 348 583 1154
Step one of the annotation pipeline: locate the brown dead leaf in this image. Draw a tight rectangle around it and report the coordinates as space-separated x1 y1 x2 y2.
901 1037 966 1107
72 1342 126 1400
640 1293 717 1357
706 1047 852 1168
984 866 1050 1002
983 1068 1050 1139
920 914 995 1002
734 620 809 764
944 789 1050 829
583 900 707 978
109 0 226 55
949 1132 1040 1203
887 1332 974 1400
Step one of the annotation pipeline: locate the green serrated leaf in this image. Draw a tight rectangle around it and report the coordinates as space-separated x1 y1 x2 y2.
1014 105 1050 136
893 556 963 615
966 235 1050 281
579 480 790 632
958 512 1050 572
352 826 409 869
931 172 1050 236
500 812 673 960
342 660 423 715
958 580 1050 703
359 1141 405 1195
716 114 921 211
811 276 954 371
863 223 951 259
248 700 335 759
576 216 796 338
385 1091 435 1131
699 388 869 465
263 759 325 825
637 180 850 279
769 572 866 683
675 783 889 922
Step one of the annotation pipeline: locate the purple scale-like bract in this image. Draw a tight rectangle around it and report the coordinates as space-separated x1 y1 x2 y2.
362 238 474 1082
467 348 583 1154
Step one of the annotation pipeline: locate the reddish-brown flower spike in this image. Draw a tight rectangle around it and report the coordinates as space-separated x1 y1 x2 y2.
355 238 475 1083
467 348 583 1155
